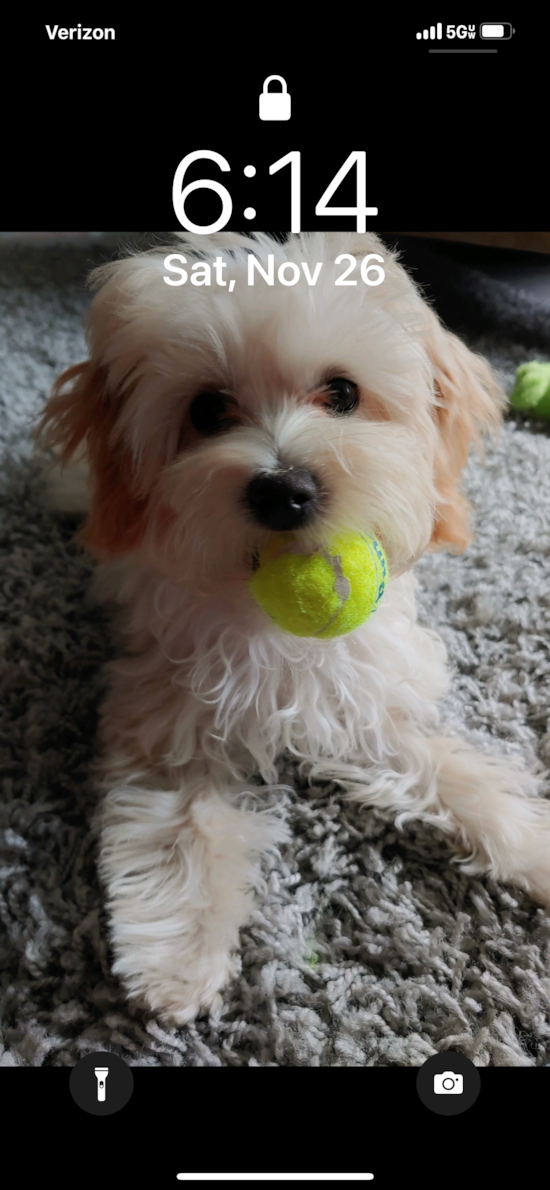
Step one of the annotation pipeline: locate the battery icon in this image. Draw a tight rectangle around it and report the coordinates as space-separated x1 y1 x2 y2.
479 23 515 38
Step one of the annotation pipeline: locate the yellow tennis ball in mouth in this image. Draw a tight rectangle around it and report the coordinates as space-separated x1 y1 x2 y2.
248 531 388 638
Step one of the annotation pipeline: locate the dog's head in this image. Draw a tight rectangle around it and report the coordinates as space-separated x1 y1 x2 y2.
38 232 504 593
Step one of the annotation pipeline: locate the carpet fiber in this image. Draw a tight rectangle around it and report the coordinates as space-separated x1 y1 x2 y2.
1 238 550 1067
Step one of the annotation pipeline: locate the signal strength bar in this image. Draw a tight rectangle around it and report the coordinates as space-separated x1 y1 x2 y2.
416 24 443 39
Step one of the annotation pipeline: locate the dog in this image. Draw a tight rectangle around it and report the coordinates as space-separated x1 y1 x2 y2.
38 231 550 1025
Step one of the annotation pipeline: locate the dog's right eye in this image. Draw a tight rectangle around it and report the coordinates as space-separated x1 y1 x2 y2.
324 378 359 415
189 392 235 436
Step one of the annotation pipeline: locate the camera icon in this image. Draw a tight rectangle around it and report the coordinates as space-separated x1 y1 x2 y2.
433 1071 463 1095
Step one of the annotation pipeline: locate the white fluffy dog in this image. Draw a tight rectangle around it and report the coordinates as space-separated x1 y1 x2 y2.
39 231 550 1025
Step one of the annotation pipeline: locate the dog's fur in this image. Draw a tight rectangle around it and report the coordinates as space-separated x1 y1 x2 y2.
38 231 550 1025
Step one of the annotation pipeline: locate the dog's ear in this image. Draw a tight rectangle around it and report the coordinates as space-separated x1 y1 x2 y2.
37 360 148 557
425 313 505 552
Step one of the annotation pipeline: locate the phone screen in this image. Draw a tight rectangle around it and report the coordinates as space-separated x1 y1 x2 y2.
1 17 548 1187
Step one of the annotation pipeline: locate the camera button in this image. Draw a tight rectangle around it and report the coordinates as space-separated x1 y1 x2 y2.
416 1050 481 1115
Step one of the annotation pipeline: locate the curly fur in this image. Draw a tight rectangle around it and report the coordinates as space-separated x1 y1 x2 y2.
37 231 550 1024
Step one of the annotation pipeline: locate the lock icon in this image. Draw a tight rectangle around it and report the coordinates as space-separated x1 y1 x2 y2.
259 76 291 121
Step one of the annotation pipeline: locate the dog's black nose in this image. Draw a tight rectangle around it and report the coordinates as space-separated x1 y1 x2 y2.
245 469 319 531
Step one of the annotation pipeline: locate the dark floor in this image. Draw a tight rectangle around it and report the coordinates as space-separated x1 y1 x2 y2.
380 235 550 305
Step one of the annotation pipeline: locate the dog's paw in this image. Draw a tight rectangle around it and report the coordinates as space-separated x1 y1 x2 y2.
122 948 241 1027
431 738 550 904
512 847 550 907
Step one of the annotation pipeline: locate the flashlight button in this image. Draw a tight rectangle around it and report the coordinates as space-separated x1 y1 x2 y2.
69 1051 134 1115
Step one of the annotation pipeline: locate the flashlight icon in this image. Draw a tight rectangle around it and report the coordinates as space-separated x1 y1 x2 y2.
94 1066 109 1102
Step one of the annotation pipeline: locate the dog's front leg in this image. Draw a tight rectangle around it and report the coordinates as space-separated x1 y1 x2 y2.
339 728 550 903
96 763 288 1025
425 734 550 903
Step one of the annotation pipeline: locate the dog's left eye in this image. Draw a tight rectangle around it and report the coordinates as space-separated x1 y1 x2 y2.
189 392 235 436
325 378 359 415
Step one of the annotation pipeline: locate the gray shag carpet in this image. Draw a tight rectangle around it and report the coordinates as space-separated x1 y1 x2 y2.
1 238 550 1068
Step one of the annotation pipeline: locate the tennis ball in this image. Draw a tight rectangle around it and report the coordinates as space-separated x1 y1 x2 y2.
510 362 550 420
248 530 388 638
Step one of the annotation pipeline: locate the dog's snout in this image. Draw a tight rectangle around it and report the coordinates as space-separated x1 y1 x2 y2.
245 468 319 531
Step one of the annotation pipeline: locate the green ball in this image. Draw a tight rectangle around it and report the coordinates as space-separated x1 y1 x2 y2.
510 362 550 420
248 531 388 638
